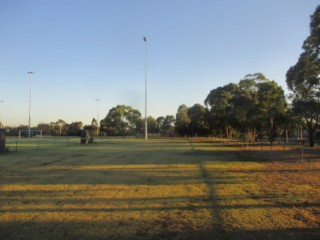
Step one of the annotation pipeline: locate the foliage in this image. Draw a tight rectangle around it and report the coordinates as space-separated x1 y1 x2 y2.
135 116 160 135
286 5 320 147
162 115 175 132
256 81 288 143
187 104 209 137
101 105 141 136
147 116 159 133
156 116 165 131
205 83 239 137
175 104 190 136
205 73 288 141
175 104 209 137
66 121 83 136
36 119 82 136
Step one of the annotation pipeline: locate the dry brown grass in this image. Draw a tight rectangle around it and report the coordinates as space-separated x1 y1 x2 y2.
0 138 319 239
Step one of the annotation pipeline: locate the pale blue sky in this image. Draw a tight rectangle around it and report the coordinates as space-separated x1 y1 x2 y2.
0 0 319 126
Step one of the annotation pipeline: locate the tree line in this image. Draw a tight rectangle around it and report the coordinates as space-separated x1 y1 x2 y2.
178 5 320 147
5 5 320 147
5 108 176 138
176 73 288 143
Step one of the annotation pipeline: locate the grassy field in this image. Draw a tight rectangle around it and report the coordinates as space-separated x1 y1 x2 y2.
0 138 319 239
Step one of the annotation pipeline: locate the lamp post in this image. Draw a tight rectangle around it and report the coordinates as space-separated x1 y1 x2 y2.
0 100 4 128
143 36 148 140
28 71 34 138
95 98 100 136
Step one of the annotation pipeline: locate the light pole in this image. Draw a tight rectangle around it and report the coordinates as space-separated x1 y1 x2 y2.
28 71 34 138
0 100 4 128
95 98 100 136
143 36 148 140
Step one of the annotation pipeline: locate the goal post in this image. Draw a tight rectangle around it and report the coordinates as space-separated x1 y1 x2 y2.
19 130 43 139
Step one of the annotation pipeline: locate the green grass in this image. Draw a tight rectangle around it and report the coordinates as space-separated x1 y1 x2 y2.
0 138 319 239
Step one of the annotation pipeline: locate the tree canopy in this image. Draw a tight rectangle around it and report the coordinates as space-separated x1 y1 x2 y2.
286 5 320 147
205 73 287 142
100 105 141 136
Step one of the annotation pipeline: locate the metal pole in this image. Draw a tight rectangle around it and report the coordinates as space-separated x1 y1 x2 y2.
27 72 34 138
95 98 100 136
0 100 4 128
143 36 148 140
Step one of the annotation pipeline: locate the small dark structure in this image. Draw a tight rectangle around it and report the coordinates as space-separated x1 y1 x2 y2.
80 130 94 144
0 129 6 152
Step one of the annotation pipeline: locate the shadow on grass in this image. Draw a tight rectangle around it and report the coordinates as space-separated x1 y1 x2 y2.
1 139 320 240
1 221 319 240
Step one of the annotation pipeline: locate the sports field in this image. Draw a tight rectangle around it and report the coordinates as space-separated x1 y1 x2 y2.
0 138 319 239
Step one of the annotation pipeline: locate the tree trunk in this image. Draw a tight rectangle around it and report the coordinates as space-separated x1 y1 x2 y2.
308 130 315 147
269 117 274 144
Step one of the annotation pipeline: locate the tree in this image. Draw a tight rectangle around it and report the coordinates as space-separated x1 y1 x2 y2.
66 121 83 136
233 76 260 140
101 105 141 136
256 81 287 144
37 123 52 135
83 118 99 135
147 116 159 134
91 118 99 136
205 83 239 138
38 119 67 136
56 119 67 136
175 104 190 137
205 73 287 141
162 115 175 133
156 116 165 131
187 104 209 137
135 116 159 135
286 5 320 147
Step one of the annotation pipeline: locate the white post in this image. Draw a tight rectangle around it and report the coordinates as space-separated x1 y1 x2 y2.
143 36 148 140
95 98 100 136
27 72 34 138
0 100 4 128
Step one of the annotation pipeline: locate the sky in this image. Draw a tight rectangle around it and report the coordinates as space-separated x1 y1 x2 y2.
0 0 319 127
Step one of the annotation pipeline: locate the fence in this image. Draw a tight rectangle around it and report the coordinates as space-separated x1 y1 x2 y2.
5 136 111 152
5 135 164 152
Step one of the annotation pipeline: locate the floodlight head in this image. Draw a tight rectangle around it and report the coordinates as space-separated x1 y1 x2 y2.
143 37 147 42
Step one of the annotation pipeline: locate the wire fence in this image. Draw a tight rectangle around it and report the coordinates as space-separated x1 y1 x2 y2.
3 136 320 163
5 136 112 152
4 135 168 152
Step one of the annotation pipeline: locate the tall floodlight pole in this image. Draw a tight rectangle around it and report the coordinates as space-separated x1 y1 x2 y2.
95 98 100 136
0 100 4 128
143 36 148 140
28 71 34 138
